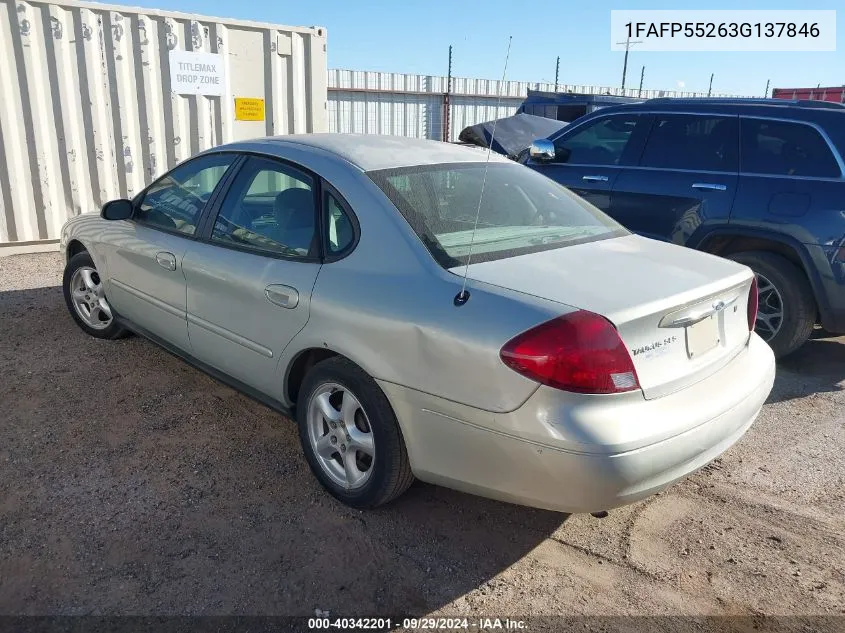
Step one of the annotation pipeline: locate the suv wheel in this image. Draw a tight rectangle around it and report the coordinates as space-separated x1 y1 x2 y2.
727 251 815 358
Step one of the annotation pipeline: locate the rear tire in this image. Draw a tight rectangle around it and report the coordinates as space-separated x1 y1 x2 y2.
296 357 414 509
726 251 815 358
63 251 128 340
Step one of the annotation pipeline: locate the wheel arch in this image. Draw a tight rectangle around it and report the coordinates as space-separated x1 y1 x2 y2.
284 347 343 406
282 342 403 416
65 239 88 261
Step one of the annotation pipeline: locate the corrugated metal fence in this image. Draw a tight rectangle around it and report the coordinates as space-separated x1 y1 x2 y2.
0 0 749 248
327 69 742 142
0 0 327 244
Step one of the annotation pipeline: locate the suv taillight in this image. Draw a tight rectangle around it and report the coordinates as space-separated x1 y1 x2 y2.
747 276 759 332
500 310 640 395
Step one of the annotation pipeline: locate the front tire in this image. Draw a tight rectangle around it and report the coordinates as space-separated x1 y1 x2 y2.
63 251 128 340
296 357 414 509
727 251 815 358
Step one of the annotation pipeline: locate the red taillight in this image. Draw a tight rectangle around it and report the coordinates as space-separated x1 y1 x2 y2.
747 276 759 332
499 310 640 395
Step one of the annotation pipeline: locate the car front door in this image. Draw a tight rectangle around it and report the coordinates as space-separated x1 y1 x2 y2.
526 113 650 212
611 113 739 243
103 153 237 350
181 156 325 398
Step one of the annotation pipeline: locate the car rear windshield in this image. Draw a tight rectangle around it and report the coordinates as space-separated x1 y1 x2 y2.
367 162 627 268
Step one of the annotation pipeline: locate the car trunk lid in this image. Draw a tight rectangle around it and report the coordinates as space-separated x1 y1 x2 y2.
456 234 755 400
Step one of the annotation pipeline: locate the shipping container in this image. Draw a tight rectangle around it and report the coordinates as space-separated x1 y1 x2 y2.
772 87 845 104
517 91 644 123
0 0 327 245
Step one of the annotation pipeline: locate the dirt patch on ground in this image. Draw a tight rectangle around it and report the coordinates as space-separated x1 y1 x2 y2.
1 253 843 624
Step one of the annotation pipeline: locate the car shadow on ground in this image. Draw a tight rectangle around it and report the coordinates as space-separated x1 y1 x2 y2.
0 286 567 617
767 331 845 404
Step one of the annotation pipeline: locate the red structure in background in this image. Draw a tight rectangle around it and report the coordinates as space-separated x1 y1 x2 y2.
772 86 845 103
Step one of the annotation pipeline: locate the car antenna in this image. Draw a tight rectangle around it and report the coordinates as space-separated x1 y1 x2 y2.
454 35 513 307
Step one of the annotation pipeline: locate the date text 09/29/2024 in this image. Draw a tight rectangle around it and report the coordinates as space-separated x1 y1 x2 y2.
308 617 527 630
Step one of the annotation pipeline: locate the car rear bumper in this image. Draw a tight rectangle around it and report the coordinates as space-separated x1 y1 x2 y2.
379 333 775 514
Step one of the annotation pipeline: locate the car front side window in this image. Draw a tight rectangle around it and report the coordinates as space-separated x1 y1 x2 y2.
552 115 640 166
136 154 235 236
211 158 317 258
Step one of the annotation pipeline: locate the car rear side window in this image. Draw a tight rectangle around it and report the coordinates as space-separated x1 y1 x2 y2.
136 154 235 235
552 115 640 166
367 162 627 268
211 157 317 258
740 118 841 178
639 115 738 172
324 192 355 256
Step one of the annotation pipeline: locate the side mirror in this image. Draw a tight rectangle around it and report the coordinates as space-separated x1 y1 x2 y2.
101 199 133 221
528 139 556 162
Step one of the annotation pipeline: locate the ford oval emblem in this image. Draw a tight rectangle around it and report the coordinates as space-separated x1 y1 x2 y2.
712 300 726 311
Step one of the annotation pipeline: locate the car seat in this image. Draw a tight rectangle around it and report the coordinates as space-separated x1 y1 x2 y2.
273 189 315 254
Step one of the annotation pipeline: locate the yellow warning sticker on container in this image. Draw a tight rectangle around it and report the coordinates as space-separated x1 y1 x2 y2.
235 98 265 121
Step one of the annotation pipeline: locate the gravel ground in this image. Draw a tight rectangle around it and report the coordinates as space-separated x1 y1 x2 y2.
1 252 843 626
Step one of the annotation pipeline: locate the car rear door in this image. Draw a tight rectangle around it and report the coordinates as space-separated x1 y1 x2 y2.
181 156 324 399
526 112 650 212
611 113 739 243
731 116 845 339
103 153 237 350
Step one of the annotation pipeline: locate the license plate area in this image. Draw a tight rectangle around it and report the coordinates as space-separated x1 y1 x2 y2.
685 315 719 359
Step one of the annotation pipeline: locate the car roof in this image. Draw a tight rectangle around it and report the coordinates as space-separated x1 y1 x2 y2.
591 98 845 119
216 134 512 172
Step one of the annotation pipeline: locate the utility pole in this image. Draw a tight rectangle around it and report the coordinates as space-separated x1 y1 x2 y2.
764 79 770 98
638 66 645 97
444 45 452 143
707 73 714 97
616 36 642 93
554 56 560 92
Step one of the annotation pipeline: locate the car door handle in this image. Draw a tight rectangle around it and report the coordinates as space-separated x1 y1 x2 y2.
582 175 609 182
691 183 727 191
155 251 177 271
265 284 299 309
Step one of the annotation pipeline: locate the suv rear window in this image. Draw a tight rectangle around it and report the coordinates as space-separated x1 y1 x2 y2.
367 162 627 267
740 118 841 178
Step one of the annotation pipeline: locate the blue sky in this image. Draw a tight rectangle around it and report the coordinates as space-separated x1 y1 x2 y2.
132 0 842 96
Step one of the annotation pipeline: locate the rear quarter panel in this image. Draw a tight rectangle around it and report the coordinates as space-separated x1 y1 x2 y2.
279 170 568 413
727 171 845 331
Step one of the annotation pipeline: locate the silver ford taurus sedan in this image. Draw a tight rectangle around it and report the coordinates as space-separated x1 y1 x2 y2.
60 134 776 514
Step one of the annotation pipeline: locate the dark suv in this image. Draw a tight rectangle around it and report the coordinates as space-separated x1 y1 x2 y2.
524 98 845 357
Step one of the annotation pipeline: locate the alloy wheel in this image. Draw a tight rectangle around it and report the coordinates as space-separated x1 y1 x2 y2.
755 273 783 342
69 266 113 330
306 382 375 490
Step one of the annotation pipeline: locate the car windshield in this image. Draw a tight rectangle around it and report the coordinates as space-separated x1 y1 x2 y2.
367 162 627 267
